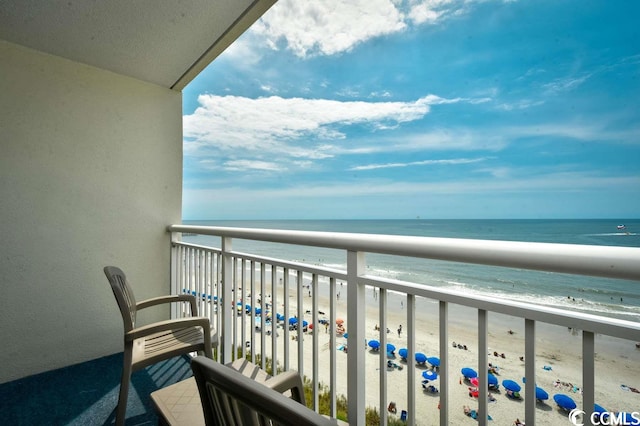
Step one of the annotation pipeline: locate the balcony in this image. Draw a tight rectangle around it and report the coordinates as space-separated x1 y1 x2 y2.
1 224 638 425
166 224 640 426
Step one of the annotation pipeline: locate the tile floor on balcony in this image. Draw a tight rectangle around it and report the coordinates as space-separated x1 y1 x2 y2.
0 353 192 425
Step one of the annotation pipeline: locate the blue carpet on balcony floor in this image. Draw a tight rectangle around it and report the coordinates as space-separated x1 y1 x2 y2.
0 352 193 426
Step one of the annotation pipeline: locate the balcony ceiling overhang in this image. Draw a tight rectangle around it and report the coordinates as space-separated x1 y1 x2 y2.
0 0 276 90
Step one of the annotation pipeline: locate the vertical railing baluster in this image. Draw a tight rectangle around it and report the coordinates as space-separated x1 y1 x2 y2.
283 267 290 371
260 263 266 371
230 257 236 356
240 258 247 359
347 250 365 424
271 265 278 373
524 319 536 425
311 273 319 410
329 276 337 418
407 294 416 425
379 288 388 426
477 309 488 426
439 301 449 426
583 331 595 426
296 270 304 375
221 237 233 364
170 239 178 319
250 260 256 364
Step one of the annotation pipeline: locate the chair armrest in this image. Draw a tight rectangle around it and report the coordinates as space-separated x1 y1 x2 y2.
126 317 211 341
265 370 306 405
136 294 199 316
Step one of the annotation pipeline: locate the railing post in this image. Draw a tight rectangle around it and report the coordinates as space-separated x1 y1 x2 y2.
347 250 365 425
221 236 233 364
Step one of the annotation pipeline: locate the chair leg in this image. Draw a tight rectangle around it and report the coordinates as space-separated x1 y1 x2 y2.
116 355 133 426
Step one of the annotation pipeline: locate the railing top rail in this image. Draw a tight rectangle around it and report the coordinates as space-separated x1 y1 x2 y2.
168 225 640 281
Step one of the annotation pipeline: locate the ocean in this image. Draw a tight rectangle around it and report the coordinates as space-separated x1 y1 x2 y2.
182 219 640 323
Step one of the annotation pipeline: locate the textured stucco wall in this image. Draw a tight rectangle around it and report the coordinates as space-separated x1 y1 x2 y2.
0 40 183 383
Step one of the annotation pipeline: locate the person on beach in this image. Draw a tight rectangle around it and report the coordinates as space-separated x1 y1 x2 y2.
398 324 402 337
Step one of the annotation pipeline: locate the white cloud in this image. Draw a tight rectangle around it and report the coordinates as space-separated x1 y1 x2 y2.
349 157 488 171
542 74 591 95
253 0 406 58
250 0 482 58
183 94 458 161
223 160 283 172
185 172 640 203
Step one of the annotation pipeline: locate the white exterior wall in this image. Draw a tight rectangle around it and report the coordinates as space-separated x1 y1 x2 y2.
0 40 183 383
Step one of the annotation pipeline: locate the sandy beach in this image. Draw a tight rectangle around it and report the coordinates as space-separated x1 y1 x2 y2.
234 275 640 425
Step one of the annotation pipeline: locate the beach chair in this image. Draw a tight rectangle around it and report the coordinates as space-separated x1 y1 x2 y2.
104 266 216 426
190 356 339 426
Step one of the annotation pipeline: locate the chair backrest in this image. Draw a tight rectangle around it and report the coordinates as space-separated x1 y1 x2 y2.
191 356 338 426
104 266 137 332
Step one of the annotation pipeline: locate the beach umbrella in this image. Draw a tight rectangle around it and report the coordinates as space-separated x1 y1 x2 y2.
288 317 298 325
535 387 549 401
553 394 577 411
461 367 478 379
387 343 396 353
255 307 262 315
343 333 348 339
488 374 498 386
302 320 308 327
276 313 285 321
594 404 607 414
398 348 408 359
422 370 438 381
415 353 427 364
427 356 440 367
503 380 521 392
336 318 344 325
470 374 498 388
368 339 380 350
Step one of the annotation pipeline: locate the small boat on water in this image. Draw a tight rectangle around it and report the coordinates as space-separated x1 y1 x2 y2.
617 225 626 230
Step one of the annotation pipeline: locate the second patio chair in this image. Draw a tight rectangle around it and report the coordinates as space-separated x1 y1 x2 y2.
190 356 340 426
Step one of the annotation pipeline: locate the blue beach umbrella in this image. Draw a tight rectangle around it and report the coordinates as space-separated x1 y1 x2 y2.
488 374 498 386
398 348 408 360
461 367 478 379
553 394 577 411
415 353 427 364
387 343 396 353
368 339 380 350
276 313 285 321
535 387 549 401
427 357 440 367
502 380 521 392
343 333 348 339
422 370 438 381
594 404 606 414
288 317 298 325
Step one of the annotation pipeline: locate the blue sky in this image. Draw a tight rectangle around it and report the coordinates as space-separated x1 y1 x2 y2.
182 0 640 220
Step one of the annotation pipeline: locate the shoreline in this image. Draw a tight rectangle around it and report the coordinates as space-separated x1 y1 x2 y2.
233 270 640 425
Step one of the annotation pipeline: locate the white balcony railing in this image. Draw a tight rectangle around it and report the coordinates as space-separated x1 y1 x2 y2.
168 224 640 426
